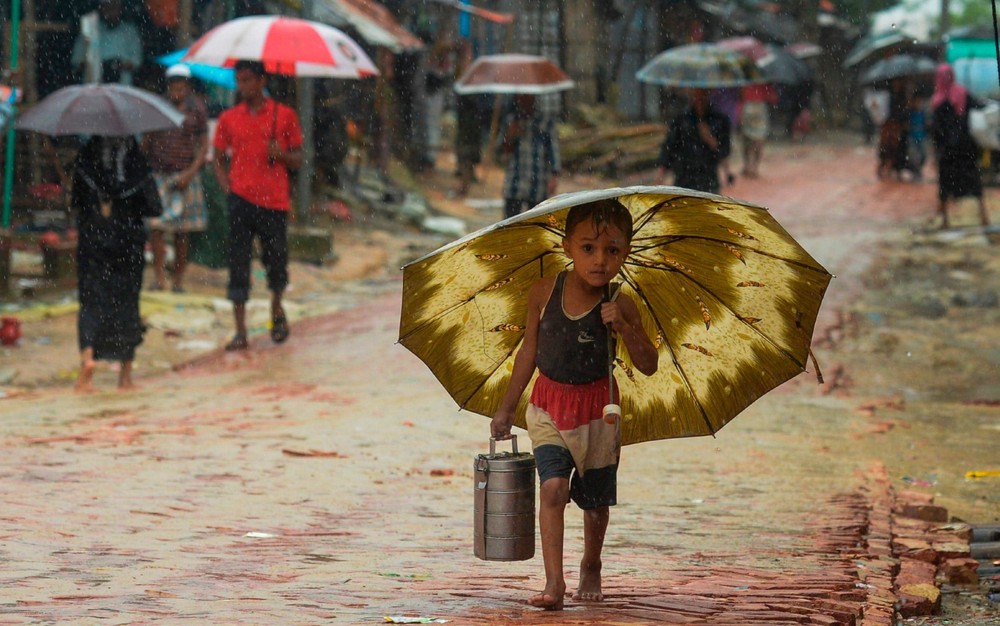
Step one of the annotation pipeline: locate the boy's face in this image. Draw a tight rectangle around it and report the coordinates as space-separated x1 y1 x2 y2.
563 218 630 289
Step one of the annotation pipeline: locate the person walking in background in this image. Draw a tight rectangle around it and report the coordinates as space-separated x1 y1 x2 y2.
454 43 489 197
862 85 889 147
72 136 162 392
657 88 731 194
739 82 778 178
905 92 928 181
455 92 488 196
212 60 303 351
878 78 909 180
497 94 561 218
142 64 208 293
710 87 740 186
490 200 658 611
930 63 990 229
71 0 142 85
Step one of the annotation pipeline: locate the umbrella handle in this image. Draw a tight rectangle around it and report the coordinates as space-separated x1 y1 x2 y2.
605 283 615 407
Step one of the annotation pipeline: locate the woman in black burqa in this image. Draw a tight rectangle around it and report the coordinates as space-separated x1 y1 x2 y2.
72 136 162 392
930 63 990 229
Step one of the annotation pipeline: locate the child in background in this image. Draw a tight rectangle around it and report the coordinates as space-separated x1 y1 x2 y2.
490 199 659 610
907 93 928 181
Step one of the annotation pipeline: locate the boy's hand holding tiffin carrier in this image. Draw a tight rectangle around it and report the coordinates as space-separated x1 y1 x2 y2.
491 411 514 440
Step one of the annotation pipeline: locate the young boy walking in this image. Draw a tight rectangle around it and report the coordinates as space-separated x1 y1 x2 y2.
490 199 659 610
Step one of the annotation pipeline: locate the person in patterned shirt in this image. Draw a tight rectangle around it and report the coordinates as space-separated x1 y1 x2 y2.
497 94 561 219
142 64 208 293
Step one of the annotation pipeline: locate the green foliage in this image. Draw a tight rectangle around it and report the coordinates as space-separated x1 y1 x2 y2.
954 0 995 28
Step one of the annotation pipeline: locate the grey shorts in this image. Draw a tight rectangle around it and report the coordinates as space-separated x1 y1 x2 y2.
534 443 618 510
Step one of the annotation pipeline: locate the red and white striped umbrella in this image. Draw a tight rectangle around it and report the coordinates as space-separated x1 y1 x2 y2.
182 15 378 78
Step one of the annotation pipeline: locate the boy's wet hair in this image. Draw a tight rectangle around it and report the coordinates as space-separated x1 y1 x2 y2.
234 60 267 77
564 199 634 242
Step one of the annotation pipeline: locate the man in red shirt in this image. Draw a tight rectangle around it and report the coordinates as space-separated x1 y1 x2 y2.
213 60 303 351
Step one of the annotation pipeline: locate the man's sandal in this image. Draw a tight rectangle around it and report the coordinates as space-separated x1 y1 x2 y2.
224 334 249 351
270 315 290 344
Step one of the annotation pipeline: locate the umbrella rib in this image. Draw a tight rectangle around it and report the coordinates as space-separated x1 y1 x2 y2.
455 251 560 410
618 266 718 436
633 235 830 276
398 248 558 345
624 260 813 370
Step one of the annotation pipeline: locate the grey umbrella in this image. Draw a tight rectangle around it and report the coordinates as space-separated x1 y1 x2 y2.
758 45 814 84
16 83 184 136
859 54 937 86
843 31 918 68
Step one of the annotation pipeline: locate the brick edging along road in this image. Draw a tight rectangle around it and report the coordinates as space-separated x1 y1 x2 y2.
446 461 976 625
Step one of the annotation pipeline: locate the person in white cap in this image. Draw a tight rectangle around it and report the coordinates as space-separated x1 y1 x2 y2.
141 64 209 292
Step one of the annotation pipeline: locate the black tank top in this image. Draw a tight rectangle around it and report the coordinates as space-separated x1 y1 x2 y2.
535 272 618 385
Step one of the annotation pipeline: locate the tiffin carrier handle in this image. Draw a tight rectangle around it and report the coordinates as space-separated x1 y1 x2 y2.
489 435 518 456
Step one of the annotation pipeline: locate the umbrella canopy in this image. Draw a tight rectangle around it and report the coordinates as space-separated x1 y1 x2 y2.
398 186 832 446
719 38 813 84
718 36 769 62
843 30 917 68
182 15 378 78
785 41 823 60
637 43 763 89
859 54 937 86
758 45 814 85
15 83 184 137
453 54 575 95
158 48 236 89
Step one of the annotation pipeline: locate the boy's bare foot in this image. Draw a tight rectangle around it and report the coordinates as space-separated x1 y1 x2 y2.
528 591 564 611
528 581 565 611
575 561 603 602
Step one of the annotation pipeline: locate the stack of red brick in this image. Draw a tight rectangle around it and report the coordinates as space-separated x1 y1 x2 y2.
892 490 979 617
857 463 980 623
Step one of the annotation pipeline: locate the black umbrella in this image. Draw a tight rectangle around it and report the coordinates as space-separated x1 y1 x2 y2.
859 54 937 86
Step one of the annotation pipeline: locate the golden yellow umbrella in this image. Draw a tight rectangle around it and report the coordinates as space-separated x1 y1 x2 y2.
398 186 832 445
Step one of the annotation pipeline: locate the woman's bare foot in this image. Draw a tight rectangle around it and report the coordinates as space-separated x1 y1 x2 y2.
528 583 565 611
117 361 135 390
74 350 96 393
575 561 603 602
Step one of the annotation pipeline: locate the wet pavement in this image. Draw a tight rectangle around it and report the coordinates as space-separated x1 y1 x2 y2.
1 136 999 624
